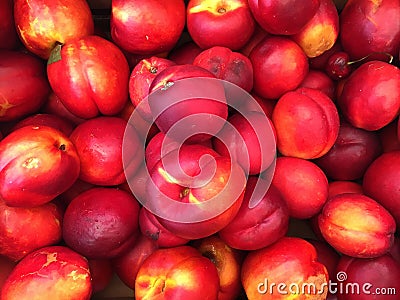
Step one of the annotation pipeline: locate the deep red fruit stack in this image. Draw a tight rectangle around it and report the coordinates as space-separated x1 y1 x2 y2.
0 0 399 299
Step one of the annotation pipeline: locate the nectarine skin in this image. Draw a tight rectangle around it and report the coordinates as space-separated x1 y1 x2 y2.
271 156 329 219
250 37 309 100
111 0 185 55
0 125 80 207
241 237 329 300
70 116 142 186
336 254 400 300
0 50 50 122
272 87 340 159
47 35 130 119
318 193 396 258
218 177 289 251
1 246 92 300
0 199 63 261
135 246 220 300
338 60 400 131
63 188 140 259
187 0 255 50
14 0 94 59
363 151 400 227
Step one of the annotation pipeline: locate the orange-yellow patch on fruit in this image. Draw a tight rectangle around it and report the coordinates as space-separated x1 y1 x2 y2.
298 24 337 58
189 0 244 15
112 6 130 23
370 0 382 14
22 157 40 169
157 167 180 184
0 99 15 117
188 191 201 204
42 252 58 267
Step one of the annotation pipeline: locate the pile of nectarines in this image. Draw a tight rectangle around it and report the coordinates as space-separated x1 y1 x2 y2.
0 0 399 299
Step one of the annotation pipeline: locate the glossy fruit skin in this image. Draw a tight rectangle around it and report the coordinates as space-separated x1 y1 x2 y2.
149 145 246 240
314 120 383 181
148 64 228 143
336 254 400 300
272 156 329 219
340 0 400 60
187 0 255 50
338 60 400 131
0 125 80 207
0 50 50 122
62 188 140 259
112 234 159 289
250 36 309 100
1 246 92 300
135 245 220 300
363 151 400 227
47 35 129 119
248 0 320 35
272 87 340 159
194 236 244 300
13 0 94 59
0 199 63 261
111 0 185 55
291 0 339 58
325 51 352 80
218 177 289 251
241 237 329 300
213 111 276 176
318 193 396 258
129 57 176 121
70 116 142 186
193 46 254 92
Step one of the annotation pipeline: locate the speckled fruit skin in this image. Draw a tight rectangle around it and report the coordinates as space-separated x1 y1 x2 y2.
0 125 80 207
1 246 92 300
13 0 94 59
69 116 142 186
62 188 140 259
318 193 396 258
241 237 329 300
193 46 254 92
47 35 129 119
